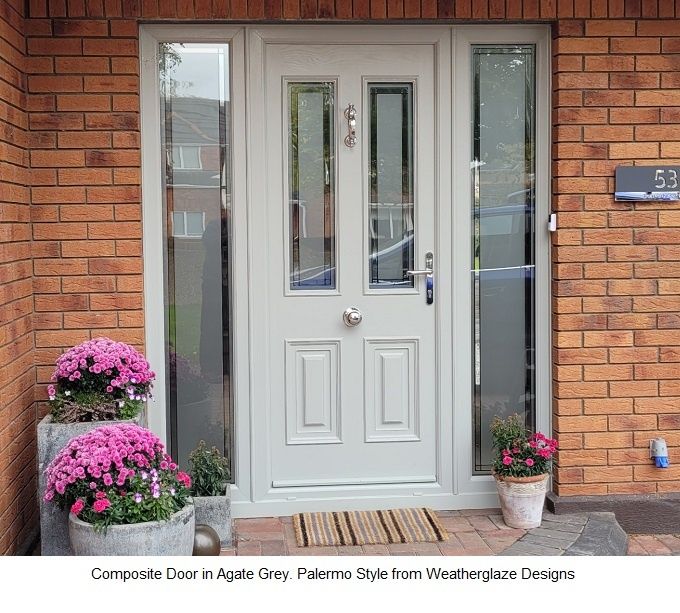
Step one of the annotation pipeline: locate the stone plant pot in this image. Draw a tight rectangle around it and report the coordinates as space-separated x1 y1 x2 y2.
38 411 146 556
494 472 549 529
69 504 195 556
193 488 232 547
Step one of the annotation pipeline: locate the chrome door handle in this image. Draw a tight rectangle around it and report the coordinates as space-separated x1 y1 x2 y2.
343 307 362 327
407 251 434 305
344 104 357 148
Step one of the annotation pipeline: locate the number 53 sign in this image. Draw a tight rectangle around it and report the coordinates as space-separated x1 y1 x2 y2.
615 166 680 201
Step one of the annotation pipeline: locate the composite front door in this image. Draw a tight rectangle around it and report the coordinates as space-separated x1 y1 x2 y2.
252 33 445 505
142 25 548 516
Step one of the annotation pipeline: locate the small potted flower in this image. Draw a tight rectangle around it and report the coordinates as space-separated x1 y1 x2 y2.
44 423 195 556
38 337 155 554
188 441 232 547
490 413 557 529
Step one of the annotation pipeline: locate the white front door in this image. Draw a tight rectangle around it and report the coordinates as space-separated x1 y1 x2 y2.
248 29 452 511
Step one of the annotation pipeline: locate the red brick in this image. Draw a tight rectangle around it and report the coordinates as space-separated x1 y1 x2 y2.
584 19 636 36
31 150 84 167
610 37 660 53
58 168 112 185
83 39 138 56
28 75 82 93
55 57 110 73
84 75 138 93
27 37 82 55
89 293 143 310
58 131 111 148
584 432 633 449
60 205 114 222
609 107 659 123
61 276 116 293
583 467 633 483
56 94 111 111
52 19 108 36
584 398 634 414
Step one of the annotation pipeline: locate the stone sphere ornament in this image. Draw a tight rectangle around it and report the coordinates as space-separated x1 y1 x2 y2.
193 524 221 556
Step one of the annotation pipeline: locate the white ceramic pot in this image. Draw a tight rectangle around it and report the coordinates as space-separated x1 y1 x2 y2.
69 503 195 556
494 473 549 529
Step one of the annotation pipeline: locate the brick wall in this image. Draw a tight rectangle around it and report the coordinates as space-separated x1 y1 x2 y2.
0 0 677 553
550 14 680 496
0 0 37 555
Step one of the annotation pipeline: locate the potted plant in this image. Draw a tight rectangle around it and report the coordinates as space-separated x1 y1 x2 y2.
38 337 156 554
188 440 232 547
44 423 195 556
490 413 558 529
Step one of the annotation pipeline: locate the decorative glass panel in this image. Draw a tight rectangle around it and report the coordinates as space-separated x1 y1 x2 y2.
368 83 414 288
288 82 336 290
160 43 233 478
472 46 536 473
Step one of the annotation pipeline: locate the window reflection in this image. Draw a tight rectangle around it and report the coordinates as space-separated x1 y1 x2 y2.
288 82 336 290
368 83 415 289
472 46 536 473
160 43 233 477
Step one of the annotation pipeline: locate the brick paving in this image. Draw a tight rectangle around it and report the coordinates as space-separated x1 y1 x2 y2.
627 534 680 555
221 509 527 556
222 509 680 556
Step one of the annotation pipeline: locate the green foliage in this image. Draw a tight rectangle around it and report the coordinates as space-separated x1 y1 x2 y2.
50 391 142 423
189 441 230 497
490 413 557 478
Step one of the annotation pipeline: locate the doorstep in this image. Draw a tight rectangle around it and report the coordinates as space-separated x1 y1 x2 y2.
221 508 634 556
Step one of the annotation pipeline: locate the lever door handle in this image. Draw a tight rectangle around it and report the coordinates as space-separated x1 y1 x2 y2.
407 251 434 305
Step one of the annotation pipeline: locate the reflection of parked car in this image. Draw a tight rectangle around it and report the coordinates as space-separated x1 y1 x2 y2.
292 230 415 288
474 201 535 438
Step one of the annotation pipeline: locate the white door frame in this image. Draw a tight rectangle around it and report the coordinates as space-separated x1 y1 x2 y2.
139 25 252 509
452 26 552 501
139 24 551 518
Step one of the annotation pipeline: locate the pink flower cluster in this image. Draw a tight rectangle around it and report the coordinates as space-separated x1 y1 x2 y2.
48 337 155 402
500 433 557 467
44 424 166 503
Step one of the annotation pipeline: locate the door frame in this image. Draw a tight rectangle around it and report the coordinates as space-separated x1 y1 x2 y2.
139 25 252 509
452 26 552 501
139 24 552 518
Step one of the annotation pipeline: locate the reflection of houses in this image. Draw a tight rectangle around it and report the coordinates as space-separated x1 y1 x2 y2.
162 97 230 303
163 96 230 238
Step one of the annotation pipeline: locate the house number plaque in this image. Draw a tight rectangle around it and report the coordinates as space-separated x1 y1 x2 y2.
615 166 680 201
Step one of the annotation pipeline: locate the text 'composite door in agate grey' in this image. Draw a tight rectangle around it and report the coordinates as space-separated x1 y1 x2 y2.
264 43 438 491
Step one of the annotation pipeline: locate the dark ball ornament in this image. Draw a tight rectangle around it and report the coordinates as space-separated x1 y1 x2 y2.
193 524 221 556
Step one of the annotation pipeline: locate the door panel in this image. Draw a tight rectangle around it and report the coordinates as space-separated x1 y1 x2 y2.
264 43 437 489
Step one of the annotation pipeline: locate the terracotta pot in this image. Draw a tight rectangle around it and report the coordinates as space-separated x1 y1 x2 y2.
493 472 549 529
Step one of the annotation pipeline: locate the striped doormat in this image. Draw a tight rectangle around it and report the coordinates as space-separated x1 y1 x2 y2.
293 508 449 547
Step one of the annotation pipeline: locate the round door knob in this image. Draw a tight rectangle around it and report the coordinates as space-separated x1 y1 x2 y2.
343 307 362 327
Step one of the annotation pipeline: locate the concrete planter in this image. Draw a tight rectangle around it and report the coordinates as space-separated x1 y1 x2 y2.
494 472 549 529
69 504 195 556
38 411 146 555
193 489 232 547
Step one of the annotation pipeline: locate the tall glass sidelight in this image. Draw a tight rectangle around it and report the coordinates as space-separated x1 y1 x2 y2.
159 43 233 475
471 46 536 473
